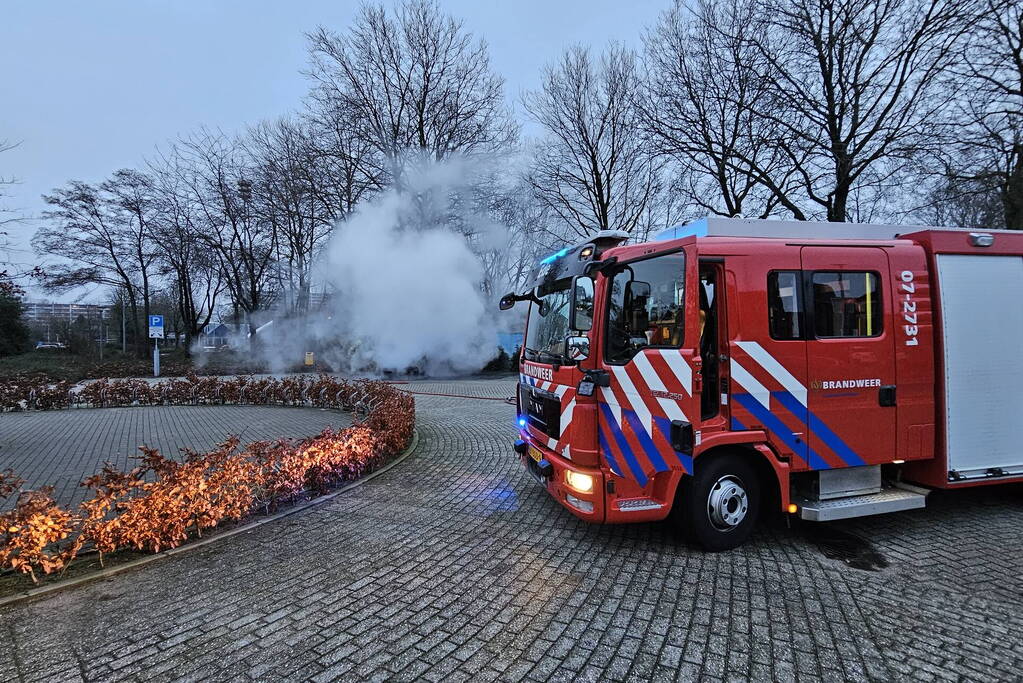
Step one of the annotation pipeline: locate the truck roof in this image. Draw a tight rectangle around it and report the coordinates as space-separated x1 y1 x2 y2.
595 217 1023 261
651 216 1012 242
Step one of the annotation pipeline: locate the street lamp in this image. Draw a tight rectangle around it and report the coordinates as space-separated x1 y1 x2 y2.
237 178 254 349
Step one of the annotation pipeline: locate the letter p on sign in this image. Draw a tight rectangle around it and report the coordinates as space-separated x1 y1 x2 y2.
148 315 165 339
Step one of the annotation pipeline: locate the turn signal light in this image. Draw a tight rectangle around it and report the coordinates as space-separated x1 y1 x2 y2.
566 494 594 513
565 471 594 494
787 503 798 514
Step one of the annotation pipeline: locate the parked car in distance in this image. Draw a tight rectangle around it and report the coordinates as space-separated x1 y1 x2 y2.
35 341 67 350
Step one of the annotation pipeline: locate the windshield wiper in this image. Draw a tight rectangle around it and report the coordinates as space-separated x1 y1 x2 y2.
537 350 566 365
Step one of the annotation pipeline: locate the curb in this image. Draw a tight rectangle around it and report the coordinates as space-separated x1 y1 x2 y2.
0 429 421 609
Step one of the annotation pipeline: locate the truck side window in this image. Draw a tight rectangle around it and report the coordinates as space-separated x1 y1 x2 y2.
811 271 882 338
768 271 803 340
605 252 685 364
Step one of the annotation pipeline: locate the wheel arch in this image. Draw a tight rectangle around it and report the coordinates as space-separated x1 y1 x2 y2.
679 442 791 515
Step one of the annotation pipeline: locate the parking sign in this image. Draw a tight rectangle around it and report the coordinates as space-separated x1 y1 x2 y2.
148 315 165 339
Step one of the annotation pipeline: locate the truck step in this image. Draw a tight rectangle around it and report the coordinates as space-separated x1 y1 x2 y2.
616 497 663 512
796 485 927 522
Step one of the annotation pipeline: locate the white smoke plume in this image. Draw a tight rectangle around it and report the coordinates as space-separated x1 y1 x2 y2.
219 157 506 376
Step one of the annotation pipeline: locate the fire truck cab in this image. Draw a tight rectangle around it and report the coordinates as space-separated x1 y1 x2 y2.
501 218 1023 550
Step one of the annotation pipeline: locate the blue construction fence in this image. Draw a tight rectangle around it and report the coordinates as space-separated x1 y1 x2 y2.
496 332 523 356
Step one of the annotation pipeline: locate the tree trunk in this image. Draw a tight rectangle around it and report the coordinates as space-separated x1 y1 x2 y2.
129 297 143 357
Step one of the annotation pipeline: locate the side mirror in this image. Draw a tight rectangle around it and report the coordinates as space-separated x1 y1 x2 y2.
499 292 516 311
566 335 589 362
569 277 594 331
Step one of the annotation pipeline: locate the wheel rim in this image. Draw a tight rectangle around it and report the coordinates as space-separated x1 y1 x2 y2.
707 475 749 531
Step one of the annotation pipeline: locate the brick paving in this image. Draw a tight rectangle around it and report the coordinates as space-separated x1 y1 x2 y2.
1 376 1022 681
0 406 352 508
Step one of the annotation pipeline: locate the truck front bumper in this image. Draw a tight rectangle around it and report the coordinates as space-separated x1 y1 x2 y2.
515 438 605 522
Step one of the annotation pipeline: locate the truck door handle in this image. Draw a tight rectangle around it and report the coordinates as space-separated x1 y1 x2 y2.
879 385 896 407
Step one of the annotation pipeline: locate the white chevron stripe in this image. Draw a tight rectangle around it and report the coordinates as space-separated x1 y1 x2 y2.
600 387 622 427
633 352 688 422
610 365 653 435
729 358 771 410
735 341 807 406
658 349 692 395
561 397 576 428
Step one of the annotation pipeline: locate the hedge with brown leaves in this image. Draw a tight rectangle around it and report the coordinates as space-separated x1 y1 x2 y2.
0 375 414 583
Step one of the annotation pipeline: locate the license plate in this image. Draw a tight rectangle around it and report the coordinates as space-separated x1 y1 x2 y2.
528 445 543 463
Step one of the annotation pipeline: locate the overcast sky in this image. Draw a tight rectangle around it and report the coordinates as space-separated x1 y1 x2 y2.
0 0 667 302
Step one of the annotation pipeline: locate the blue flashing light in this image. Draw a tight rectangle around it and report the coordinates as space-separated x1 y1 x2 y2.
517 416 527 429
539 247 571 265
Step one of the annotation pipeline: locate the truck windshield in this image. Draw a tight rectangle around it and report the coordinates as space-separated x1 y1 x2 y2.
524 279 571 363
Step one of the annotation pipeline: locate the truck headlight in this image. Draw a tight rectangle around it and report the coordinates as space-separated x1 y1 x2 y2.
565 471 594 494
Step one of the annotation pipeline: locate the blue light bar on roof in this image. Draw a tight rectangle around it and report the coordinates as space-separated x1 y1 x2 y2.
539 247 571 265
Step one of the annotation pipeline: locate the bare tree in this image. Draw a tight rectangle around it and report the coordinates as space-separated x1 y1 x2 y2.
0 139 19 234
302 101 379 219
35 176 156 354
101 169 160 332
524 45 661 240
247 119 324 313
0 139 26 274
306 0 517 186
940 0 1022 228
0 140 30 356
245 115 380 314
921 174 1006 227
744 0 975 222
148 153 224 352
171 130 276 328
643 0 803 220
494 176 588 290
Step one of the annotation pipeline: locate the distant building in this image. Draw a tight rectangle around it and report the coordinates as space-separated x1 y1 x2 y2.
199 323 232 348
307 291 330 309
23 302 113 343
22 301 113 324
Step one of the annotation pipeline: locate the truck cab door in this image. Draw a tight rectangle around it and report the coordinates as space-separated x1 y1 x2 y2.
595 249 697 501
800 247 896 468
729 255 810 468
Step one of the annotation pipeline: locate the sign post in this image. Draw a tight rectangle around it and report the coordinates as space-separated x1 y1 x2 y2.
148 315 164 377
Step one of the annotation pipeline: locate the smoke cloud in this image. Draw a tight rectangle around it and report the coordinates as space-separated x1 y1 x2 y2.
213 158 504 376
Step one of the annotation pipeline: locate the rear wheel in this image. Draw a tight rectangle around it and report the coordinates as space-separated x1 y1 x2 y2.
675 454 761 551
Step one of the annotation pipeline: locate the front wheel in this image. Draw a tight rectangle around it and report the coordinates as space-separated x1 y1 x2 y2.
675 454 761 551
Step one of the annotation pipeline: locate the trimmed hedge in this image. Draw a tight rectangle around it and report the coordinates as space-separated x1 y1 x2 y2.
0 374 414 583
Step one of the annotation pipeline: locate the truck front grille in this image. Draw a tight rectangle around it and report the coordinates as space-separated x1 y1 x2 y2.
519 383 561 440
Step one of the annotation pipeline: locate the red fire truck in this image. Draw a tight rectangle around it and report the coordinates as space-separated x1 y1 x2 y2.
500 218 1023 550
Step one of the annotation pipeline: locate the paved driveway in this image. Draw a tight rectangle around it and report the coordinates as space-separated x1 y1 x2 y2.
1 377 1021 681
0 406 353 508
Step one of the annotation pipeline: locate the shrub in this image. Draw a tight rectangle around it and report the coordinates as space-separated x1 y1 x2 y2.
482 348 510 373
0 375 415 582
0 487 76 584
